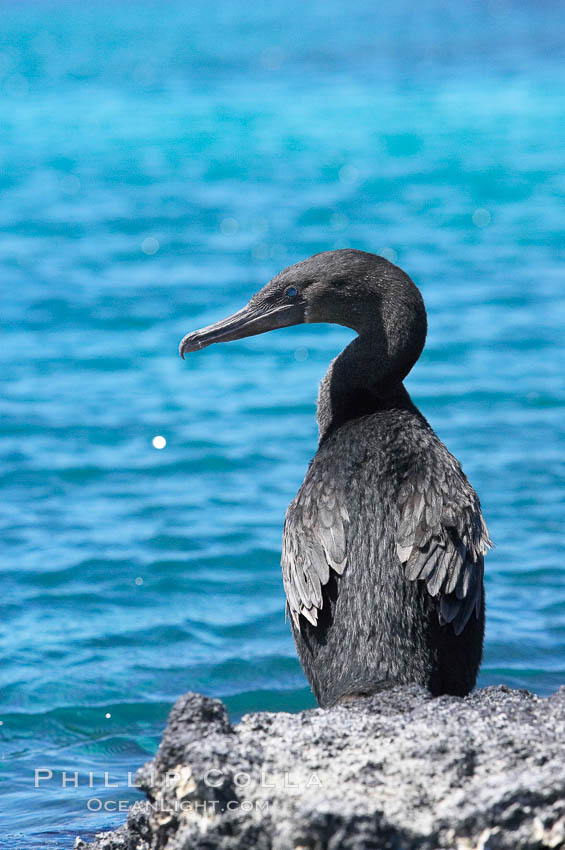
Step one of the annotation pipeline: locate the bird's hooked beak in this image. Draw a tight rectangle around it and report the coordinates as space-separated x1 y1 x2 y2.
179 298 304 358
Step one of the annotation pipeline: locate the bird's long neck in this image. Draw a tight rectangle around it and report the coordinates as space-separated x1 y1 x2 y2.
316 331 420 442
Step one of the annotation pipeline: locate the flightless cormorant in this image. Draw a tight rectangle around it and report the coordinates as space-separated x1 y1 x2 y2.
180 250 492 706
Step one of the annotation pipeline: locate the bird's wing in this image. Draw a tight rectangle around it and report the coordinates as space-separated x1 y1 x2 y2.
281 466 350 630
396 459 493 635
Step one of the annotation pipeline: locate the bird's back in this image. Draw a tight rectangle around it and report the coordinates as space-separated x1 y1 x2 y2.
282 400 488 707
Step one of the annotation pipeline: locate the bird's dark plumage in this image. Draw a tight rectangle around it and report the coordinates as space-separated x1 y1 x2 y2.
180 249 492 707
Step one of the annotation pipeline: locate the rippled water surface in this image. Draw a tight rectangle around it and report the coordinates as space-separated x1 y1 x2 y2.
1 0 565 846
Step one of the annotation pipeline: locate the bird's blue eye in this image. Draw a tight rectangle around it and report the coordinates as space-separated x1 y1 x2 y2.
285 286 298 297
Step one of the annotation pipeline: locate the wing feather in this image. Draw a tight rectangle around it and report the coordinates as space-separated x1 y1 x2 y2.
281 465 350 630
397 457 492 636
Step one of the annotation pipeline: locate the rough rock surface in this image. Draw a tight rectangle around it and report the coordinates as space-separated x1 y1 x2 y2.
75 685 565 850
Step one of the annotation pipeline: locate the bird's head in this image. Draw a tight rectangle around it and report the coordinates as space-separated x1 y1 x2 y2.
179 250 426 383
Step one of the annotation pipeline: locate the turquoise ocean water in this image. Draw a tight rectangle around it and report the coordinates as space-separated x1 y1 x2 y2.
1 1 564 846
